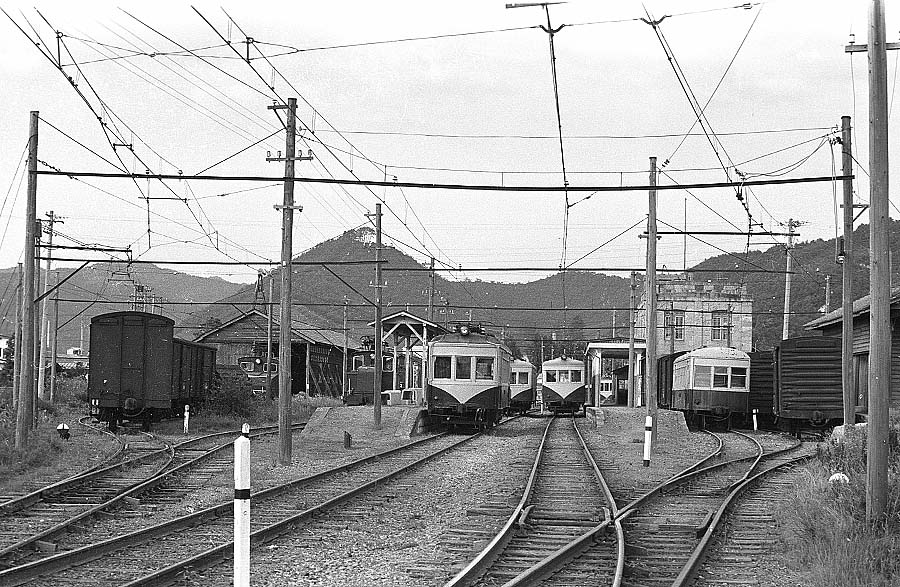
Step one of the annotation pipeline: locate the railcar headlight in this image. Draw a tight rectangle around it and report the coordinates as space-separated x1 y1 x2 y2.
459 325 470 335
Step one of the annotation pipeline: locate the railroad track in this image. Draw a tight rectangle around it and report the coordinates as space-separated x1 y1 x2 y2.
443 424 811 587
0 416 126 505
0 422 501 587
0 422 303 571
444 415 619 587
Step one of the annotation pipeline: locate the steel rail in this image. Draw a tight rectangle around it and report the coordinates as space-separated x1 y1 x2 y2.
495 429 772 587
0 423 305 562
671 447 815 587
499 415 627 587
118 430 490 587
442 416 555 587
0 428 456 586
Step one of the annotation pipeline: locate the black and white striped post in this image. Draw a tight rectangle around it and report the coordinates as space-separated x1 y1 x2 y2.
642 415 653 467
752 408 759 431
183 404 190 434
234 423 250 587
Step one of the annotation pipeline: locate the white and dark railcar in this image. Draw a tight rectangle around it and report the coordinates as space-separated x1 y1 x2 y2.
509 359 537 414
427 325 511 428
671 346 750 427
540 356 587 414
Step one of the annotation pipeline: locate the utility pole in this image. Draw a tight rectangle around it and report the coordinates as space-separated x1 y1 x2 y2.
428 257 435 323
16 111 38 449
49 272 59 403
12 263 22 414
611 309 617 338
370 204 384 430
646 157 659 446
266 275 274 400
866 0 891 522
627 271 636 409
32 219 41 428
37 210 60 401
342 296 349 398
840 115 855 429
267 97 311 466
781 219 801 340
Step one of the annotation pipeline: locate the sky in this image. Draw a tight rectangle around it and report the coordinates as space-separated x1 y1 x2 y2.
0 0 897 290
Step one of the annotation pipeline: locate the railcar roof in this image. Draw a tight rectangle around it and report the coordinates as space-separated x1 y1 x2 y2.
511 359 535 369
542 357 585 368
677 346 750 361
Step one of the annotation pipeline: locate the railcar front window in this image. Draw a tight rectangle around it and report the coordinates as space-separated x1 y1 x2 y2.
434 356 451 379
456 356 472 380
558 370 570 383
694 365 712 387
545 371 557 383
731 367 747 388
239 361 253 373
519 372 529 385
475 357 494 380
713 366 729 388
510 372 519 385
570 370 582 383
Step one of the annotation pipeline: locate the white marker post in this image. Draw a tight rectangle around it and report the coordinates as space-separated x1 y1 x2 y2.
642 415 652 467
234 423 251 587
752 408 759 431
183 404 190 434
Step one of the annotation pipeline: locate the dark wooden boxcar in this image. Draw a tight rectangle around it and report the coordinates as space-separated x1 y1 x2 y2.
748 351 775 417
89 311 216 431
774 336 843 422
657 351 687 409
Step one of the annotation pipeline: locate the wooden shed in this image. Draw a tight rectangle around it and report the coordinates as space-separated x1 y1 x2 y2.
803 287 900 411
194 309 357 398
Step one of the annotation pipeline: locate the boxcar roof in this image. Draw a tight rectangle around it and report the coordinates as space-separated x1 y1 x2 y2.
91 310 175 326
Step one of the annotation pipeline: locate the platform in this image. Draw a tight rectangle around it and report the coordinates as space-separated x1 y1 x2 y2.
300 406 427 447
585 406 691 438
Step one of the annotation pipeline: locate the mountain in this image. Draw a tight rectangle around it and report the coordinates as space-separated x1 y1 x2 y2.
188 228 632 362
0 262 244 351
688 220 900 350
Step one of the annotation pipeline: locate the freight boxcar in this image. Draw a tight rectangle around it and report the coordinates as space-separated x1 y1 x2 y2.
657 351 687 409
88 311 216 432
748 350 775 424
774 336 843 424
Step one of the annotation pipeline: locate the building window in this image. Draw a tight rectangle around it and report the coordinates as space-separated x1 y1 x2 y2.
711 311 730 341
664 310 685 341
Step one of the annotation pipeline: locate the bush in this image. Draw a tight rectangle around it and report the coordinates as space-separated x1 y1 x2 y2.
781 414 900 586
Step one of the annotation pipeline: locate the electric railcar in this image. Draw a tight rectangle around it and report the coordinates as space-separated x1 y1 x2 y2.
671 346 750 427
509 359 537 414
540 356 587 414
427 325 511 429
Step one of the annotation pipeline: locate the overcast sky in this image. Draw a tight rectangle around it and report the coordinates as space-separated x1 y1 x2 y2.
0 0 897 287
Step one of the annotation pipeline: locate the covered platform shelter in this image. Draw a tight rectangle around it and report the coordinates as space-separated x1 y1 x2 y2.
585 337 646 407
369 311 447 392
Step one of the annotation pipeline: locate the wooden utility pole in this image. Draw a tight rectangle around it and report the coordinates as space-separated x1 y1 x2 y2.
15 111 38 449
266 276 274 400
268 98 311 466
866 0 891 522
342 297 349 398
428 257 435 322
646 157 659 446
37 210 59 401
627 271 636 408
840 115 855 429
781 219 799 340
372 204 384 429
12 264 22 413
49 272 59 403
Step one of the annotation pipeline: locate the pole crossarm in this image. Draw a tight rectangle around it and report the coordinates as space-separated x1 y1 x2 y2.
845 41 900 52
32 169 852 193
651 230 794 236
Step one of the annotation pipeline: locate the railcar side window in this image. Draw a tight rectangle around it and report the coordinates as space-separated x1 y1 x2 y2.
713 366 729 388
545 370 557 383
475 357 494 380
434 356 451 379
456 356 472 380
731 367 747 388
694 366 712 387
570 370 582 383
